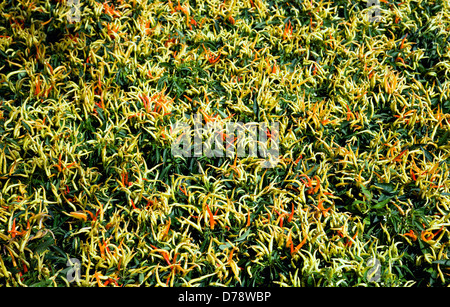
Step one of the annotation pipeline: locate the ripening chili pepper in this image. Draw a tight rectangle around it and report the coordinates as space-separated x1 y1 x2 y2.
410 167 417 181
228 247 236 264
400 34 408 49
130 199 139 210
288 203 294 223
313 176 321 194
403 230 417 241
94 272 104 287
35 76 42 96
283 20 293 40
205 203 215 229
345 231 358 247
180 186 188 196
292 235 307 255
84 210 95 221
393 149 408 162
163 218 171 237
104 277 119 286
345 104 354 121
395 56 405 65
317 199 331 217
421 230 434 242
299 174 312 187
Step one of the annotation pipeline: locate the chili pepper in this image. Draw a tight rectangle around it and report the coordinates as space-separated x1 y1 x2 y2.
206 204 215 229
403 230 417 241
288 203 294 223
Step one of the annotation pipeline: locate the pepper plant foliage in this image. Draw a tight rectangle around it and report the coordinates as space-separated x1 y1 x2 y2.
0 0 450 287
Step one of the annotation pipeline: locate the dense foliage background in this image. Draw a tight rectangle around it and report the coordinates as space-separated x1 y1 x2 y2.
0 0 449 286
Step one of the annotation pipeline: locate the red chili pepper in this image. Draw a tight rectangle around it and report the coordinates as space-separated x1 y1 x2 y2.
9 218 16 238
410 168 417 181
179 186 188 196
279 216 284 228
131 199 138 210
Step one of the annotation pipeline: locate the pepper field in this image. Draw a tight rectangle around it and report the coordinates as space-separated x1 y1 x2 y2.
0 0 450 287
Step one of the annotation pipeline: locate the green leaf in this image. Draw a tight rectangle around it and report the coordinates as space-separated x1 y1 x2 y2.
437 131 449 146
35 236 55 254
372 198 391 209
421 147 434 162
219 242 233 250
235 228 251 242
374 182 396 194
432 260 450 266
30 280 53 287
21 120 32 134
361 186 372 202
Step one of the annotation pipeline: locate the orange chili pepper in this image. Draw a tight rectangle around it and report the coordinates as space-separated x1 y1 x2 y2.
279 216 284 228
288 203 294 223
299 174 312 187
35 76 42 96
292 235 307 255
94 272 104 287
206 204 215 229
99 242 105 259
403 230 417 241
85 210 96 221
345 231 358 247
130 199 139 210
286 232 292 248
317 199 331 217
313 176 321 194
228 247 236 264
433 226 444 237
104 277 119 286
410 167 417 181
283 20 293 40
345 104 354 121
421 230 434 242
393 149 408 162
395 56 405 65
400 34 408 49
179 186 188 196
